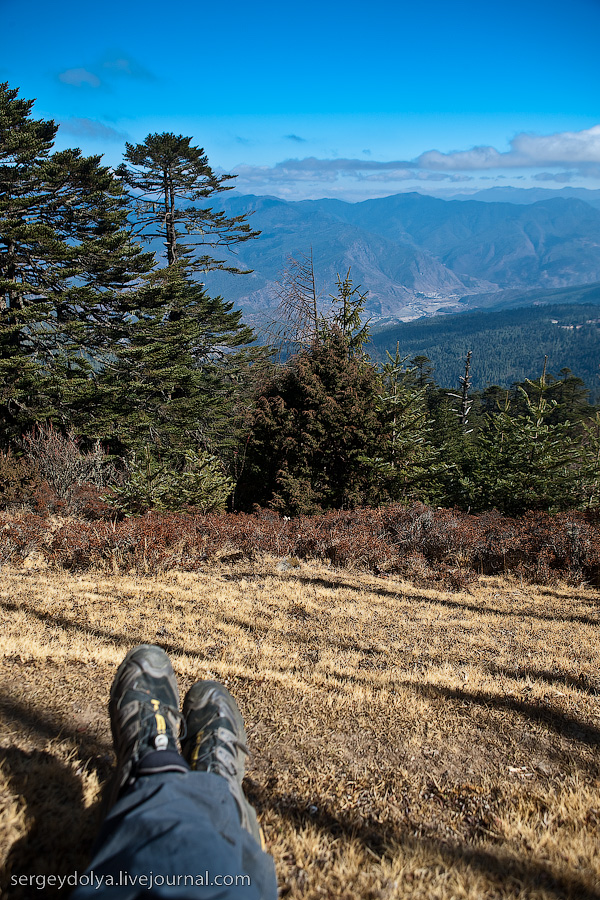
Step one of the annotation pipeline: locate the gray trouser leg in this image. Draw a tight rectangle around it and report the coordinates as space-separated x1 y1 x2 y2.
71 771 276 900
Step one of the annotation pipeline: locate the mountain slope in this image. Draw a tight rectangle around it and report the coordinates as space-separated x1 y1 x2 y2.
199 192 600 321
452 187 600 209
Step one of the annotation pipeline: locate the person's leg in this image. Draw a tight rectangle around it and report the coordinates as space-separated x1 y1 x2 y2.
72 646 276 900
181 680 264 846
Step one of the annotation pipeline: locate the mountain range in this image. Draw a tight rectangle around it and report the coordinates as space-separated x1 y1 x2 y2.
199 192 600 322
450 187 600 209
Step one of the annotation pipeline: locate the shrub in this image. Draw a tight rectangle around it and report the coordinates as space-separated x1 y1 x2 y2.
22 425 115 501
0 514 47 567
0 451 42 510
3 502 599 588
109 447 233 515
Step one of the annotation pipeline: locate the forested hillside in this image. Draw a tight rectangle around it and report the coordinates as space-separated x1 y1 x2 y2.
2 81 600 525
370 302 600 401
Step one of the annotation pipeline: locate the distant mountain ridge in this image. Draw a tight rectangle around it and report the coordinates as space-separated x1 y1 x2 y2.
451 187 600 209
199 192 600 321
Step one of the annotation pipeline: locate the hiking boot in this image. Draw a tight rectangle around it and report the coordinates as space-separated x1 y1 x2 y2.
107 644 187 807
181 681 261 839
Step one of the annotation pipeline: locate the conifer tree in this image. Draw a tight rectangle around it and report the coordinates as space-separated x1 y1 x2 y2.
238 327 386 514
411 355 435 390
434 352 480 507
327 269 371 357
0 82 152 443
370 345 444 503
117 132 259 272
579 411 600 508
111 131 265 471
95 264 260 457
468 362 581 514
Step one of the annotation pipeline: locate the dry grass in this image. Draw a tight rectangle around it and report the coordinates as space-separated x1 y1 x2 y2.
1 555 600 898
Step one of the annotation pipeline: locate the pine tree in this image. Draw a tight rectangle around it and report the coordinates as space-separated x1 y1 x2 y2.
110 130 266 477
468 361 581 514
370 344 444 503
448 350 474 432
436 352 480 507
238 328 386 514
0 82 152 444
327 269 371 357
95 264 260 457
410 355 435 390
579 411 600 508
117 132 259 273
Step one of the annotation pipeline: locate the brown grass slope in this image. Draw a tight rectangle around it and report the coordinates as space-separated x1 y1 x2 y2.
1 556 600 898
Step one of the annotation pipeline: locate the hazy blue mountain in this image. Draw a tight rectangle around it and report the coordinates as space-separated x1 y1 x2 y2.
301 194 600 289
450 187 600 209
199 193 488 321
193 192 600 322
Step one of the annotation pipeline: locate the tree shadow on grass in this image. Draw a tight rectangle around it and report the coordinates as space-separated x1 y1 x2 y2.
249 784 600 900
0 596 190 661
0 693 114 898
407 681 600 753
0 745 101 899
289 573 600 628
0 693 112 783
536 585 600 603
490 664 599 696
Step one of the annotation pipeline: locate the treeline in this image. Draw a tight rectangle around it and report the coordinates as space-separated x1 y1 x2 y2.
2 82 600 521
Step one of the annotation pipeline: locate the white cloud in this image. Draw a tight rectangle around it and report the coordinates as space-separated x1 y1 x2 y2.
416 125 600 173
233 157 475 187
59 117 128 142
417 146 511 170
234 157 413 184
227 125 600 200
512 126 600 165
58 68 101 88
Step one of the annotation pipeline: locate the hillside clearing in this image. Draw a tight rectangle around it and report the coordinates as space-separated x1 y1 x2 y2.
1 557 599 899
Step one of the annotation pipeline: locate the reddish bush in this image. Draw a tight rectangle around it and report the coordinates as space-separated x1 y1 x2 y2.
68 483 114 521
0 451 43 511
2 504 600 588
0 514 48 566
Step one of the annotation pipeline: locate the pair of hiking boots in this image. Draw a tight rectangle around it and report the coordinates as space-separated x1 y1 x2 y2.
108 644 254 834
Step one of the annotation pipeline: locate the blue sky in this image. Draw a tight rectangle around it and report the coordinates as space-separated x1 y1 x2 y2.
3 0 600 201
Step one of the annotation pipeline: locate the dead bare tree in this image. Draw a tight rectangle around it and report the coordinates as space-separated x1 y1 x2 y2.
449 350 474 432
260 250 323 359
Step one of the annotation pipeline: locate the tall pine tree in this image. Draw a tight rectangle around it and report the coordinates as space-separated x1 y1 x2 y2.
96 264 260 457
0 82 152 444
107 130 265 474
117 132 259 272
